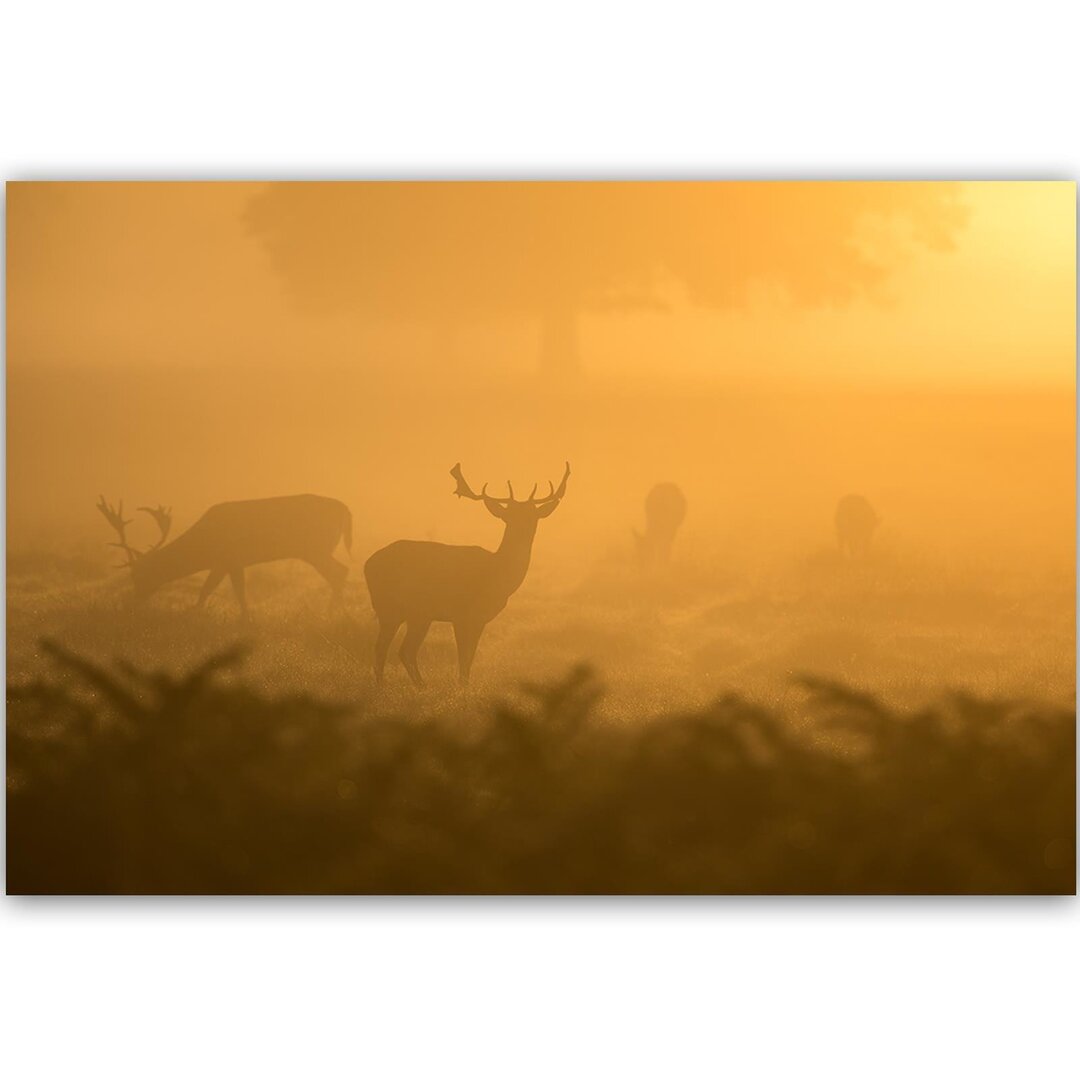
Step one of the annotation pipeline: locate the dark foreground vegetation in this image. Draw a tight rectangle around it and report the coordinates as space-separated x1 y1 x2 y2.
7 641 1075 894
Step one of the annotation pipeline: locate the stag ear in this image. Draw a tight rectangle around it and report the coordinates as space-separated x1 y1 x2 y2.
483 496 510 521
534 498 562 519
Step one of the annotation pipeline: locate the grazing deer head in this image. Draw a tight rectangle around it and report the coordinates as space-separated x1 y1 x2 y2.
364 462 571 686
96 496 172 599
634 482 687 567
96 496 173 567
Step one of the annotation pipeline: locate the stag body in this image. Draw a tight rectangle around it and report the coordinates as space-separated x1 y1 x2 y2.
835 494 878 558
364 463 570 686
98 494 351 614
635 482 687 567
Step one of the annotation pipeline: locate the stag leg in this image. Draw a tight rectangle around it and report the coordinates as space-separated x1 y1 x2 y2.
229 567 249 619
373 619 400 683
453 621 484 685
399 620 431 688
197 568 226 609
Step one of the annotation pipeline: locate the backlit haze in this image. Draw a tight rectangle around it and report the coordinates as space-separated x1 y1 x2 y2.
7 182 1075 703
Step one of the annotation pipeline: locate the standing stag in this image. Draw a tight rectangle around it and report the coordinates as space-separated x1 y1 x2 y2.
634 482 687 567
364 462 571 686
97 494 352 615
835 494 879 558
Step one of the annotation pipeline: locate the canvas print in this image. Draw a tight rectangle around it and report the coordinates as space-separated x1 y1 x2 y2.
6 181 1075 894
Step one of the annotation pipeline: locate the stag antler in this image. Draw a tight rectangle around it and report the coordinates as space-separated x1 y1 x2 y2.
547 462 571 504
450 462 570 505
450 462 491 501
523 462 570 505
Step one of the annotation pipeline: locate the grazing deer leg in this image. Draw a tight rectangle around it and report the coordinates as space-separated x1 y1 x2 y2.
197 568 226 609
453 620 484 685
307 554 348 608
399 620 431 687
229 567 249 619
373 619 400 683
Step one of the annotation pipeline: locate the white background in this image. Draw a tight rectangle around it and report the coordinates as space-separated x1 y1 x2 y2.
2 3 1076 1077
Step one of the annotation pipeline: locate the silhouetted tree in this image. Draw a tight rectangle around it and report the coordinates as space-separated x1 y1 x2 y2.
246 182 968 376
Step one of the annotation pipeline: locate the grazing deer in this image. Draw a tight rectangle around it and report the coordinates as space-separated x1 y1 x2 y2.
364 462 570 686
835 494 879 558
97 494 352 615
634 482 687 567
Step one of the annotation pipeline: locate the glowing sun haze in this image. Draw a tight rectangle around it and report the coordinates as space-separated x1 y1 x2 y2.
7 181 1074 387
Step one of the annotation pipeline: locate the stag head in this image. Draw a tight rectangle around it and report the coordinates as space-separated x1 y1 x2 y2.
450 462 570 521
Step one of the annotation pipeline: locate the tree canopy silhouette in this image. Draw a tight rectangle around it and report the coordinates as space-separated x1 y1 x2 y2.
246 182 967 375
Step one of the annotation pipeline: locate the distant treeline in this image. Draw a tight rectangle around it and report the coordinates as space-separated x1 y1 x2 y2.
7 643 1075 894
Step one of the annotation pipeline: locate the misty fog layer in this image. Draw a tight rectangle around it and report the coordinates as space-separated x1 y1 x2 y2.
7 368 1073 710
7 181 1075 713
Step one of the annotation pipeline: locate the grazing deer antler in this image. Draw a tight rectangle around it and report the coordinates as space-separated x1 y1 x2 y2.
137 504 172 551
96 495 140 567
96 496 172 567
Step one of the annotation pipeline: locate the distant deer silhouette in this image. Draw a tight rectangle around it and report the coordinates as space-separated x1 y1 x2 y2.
97 494 352 615
634 482 687 567
835 494 879 558
364 462 570 686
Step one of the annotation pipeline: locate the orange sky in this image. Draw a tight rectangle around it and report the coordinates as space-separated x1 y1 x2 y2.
7 181 1075 388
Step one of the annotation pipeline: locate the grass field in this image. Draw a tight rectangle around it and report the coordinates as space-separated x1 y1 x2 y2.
7 376 1075 893
7 533 1074 717
7 532 1074 894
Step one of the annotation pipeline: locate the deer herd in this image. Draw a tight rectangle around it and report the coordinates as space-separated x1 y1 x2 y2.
97 467 879 686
